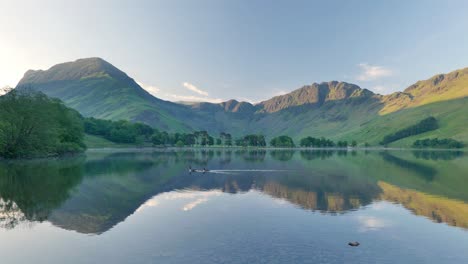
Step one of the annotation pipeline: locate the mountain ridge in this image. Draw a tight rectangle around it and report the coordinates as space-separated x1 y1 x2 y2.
13 57 468 145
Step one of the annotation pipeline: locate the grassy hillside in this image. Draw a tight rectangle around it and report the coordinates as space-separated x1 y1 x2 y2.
17 58 192 132
342 97 468 146
379 67 468 114
14 58 468 146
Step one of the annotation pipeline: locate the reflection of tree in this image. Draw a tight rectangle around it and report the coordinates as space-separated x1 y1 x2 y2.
270 150 295 161
380 152 436 181
299 150 334 160
0 157 85 228
177 168 381 213
235 150 266 162
412 150 464 161
0 199 26 229
379 181 468 229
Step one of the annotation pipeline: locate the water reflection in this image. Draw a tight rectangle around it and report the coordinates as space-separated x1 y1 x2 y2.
0 149 467 234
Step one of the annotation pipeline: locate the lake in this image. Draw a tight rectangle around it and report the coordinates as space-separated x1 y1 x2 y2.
0 149 467 263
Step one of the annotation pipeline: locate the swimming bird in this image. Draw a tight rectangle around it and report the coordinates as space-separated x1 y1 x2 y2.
189 166 196 173
348 242 360 247
202 168 209 173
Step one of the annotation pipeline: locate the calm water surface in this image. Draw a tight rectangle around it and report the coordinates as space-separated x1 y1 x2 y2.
0 149 467 263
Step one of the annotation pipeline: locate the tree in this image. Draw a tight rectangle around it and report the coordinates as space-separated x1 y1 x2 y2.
0 90 85 158
208 136 214 146
175 140 184 147
242 134 266 147
351 140 357 147
380 117 438 145
270 136 295 148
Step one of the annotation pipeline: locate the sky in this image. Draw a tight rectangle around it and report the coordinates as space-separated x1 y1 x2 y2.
1 0 468 103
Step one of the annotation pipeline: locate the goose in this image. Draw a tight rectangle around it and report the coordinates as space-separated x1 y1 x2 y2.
348 242 360 247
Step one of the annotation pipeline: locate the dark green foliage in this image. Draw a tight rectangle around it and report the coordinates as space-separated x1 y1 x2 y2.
299 136 358 148
85 118 153 144
380 117 438 145
0 90 85 158
299 137 335 147
270 136 295 147
237 134 266 147
336 141 349 148
413 138 464 149
220 132 232 146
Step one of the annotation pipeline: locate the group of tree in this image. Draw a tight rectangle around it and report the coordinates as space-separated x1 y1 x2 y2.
234 134 266 147
85 120 237 147
84 118 154 144
299 137 334 147
380 117 438 145
413 138 464 149
299 136 357 148
270 135 295 147
0 91 85 158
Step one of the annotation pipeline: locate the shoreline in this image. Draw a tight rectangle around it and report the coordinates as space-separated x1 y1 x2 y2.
85 146 467 152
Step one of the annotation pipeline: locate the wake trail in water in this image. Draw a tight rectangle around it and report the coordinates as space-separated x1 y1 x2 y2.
207 169 291 174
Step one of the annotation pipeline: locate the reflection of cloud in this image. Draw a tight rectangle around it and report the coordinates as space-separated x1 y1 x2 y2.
182 198 208 211
135 198 160 212
356 215 388 232
162 190 222 200
135 190 222 213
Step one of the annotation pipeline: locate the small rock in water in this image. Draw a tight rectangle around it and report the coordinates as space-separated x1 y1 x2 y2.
348 242 360 247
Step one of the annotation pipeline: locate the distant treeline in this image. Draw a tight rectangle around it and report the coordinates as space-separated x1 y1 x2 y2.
300 136 357 148
0 91 85 158
413 138 464 149
84 119 363 148
380 117 438 145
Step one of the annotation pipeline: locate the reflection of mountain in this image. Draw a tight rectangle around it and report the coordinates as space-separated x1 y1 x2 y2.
379 181 468 229
0 150 467 234
262 182 361 212
48 153 184 234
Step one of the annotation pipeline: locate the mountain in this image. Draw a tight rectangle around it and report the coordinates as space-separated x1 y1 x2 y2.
16 58 194 131
257 81 374 113
379 67 468 114
15 58 468 146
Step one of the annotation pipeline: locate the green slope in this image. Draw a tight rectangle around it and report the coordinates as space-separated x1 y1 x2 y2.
16 58 192 131
14 58 468 145
342 97 468 146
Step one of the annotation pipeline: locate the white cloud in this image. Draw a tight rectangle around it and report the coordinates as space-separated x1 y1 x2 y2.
137 81 160 96
163 93 225 103
357 63 393 81
183 82 209 96
137 81 224 103
273 90 288 97
372 85 387 93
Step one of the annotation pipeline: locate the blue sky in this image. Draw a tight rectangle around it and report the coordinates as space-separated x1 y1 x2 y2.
1 0 468 102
